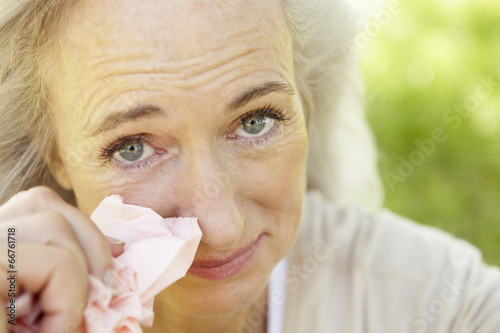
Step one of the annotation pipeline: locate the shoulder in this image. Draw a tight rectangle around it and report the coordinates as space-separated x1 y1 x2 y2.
284 190 500 332
294 190 493 280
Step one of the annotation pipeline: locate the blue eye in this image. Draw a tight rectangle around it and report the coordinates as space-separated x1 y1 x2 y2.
113 141 154 162
235 115 275 137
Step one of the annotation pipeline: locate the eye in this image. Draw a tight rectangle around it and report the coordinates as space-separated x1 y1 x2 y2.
235 115 276 137
112 141 155 162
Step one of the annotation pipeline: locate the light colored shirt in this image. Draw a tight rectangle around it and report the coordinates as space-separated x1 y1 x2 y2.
267 191 500 333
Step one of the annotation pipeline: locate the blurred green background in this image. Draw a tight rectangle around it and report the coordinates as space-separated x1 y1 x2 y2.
361 0 500 266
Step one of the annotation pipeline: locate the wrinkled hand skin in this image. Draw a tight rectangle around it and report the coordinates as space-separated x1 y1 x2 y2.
0 187 116 333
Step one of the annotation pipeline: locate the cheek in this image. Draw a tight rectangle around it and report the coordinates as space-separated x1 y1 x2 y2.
67 165 148 216
53 135 137 214
247 127 308 259
236 127 308 211
230 122 308 259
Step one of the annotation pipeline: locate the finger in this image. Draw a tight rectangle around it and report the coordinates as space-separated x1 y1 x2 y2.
0 244 86 333
106 237 125 257
0 212 89 280
0 187 113 281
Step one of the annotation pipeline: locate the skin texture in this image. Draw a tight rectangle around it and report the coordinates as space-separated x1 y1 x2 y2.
48 0 308 331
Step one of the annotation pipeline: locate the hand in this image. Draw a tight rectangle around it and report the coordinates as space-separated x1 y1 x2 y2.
0 187 124 333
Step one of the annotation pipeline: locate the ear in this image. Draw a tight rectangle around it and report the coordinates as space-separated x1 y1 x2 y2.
49 160 73 190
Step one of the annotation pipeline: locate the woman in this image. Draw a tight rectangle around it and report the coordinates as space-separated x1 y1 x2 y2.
0 0 498 332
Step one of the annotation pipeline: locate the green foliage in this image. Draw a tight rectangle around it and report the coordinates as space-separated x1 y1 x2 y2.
363 0 500 266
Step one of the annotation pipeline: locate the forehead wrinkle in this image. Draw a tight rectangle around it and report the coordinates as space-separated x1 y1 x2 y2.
82 26 263 76
82 75 160 118
97 47 262 86
78 37 265 114
88 49 154 72
88 33 264 83
57 4 293 132
83 57 290 127
81 45 280 116
79 46 292 132
82 88 165 135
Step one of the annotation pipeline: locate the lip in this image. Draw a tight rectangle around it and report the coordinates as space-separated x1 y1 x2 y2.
187 234 264 280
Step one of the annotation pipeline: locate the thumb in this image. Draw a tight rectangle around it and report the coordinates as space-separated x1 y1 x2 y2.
106 236 125 257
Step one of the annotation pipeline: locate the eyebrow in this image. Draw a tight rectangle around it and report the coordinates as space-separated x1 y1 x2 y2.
227 80 295 110
85 104 163 137
85 80 294 137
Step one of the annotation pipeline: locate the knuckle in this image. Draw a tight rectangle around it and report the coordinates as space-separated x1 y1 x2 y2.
37 211 75 238
40 210 67 226
53 247 80 269
26 186 61 203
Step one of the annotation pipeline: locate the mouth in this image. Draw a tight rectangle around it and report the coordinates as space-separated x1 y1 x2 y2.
187 234 264 280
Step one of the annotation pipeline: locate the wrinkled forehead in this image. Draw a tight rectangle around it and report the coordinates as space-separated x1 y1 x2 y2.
49 0 294 125
55 0 291 70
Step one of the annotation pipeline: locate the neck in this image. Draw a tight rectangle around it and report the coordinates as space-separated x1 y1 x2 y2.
143 287 268 333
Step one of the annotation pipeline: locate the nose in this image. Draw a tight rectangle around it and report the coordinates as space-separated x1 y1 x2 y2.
174 148 244 250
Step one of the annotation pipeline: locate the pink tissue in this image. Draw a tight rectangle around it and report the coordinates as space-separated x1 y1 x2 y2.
10 195 202 332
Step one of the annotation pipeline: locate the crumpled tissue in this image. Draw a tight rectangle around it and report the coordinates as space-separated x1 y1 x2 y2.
10 195 202 332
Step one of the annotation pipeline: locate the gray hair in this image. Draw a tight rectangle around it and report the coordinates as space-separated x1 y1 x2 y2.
0 0 383 208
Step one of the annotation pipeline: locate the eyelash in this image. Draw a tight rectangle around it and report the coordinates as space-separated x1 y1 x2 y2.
98 134 150 166
98 106 289 167
242 104 289 123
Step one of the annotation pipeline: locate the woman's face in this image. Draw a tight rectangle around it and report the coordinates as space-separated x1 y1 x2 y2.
49 0 307 317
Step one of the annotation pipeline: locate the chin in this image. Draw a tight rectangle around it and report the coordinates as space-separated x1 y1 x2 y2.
154 272 269 318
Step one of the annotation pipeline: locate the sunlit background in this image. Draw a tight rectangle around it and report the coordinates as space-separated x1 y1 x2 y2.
361 0 500 266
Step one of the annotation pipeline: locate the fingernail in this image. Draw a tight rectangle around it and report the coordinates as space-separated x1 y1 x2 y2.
103 268 120 296
106 236 125 246
110 243 125 258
